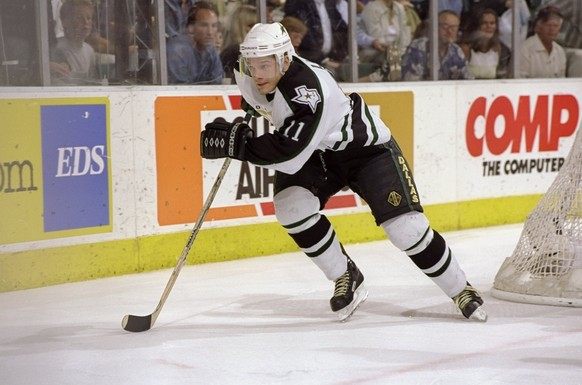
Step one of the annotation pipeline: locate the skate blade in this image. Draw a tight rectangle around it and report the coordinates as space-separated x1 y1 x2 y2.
336 284 369 322
469 306 488 322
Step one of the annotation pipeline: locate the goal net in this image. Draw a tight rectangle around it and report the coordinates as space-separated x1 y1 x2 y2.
491 126 582 307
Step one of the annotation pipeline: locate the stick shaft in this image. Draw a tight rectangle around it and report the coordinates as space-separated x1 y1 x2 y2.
123 112 252 332
148 157 232 326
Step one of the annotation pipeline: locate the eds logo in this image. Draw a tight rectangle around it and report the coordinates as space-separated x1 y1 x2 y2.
41 104 110 232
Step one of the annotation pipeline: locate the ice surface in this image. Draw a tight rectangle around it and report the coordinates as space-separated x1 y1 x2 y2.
1 224 581 385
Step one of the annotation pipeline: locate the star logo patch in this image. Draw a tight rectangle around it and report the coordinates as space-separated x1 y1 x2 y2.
291 85 321 113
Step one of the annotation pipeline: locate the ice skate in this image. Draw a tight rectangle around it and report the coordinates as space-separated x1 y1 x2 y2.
452 282 487 322
330 257 368 322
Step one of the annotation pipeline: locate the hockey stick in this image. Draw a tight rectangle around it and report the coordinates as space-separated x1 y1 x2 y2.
122 113 252 332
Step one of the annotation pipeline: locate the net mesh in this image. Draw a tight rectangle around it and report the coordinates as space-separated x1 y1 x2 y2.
492 127 582 305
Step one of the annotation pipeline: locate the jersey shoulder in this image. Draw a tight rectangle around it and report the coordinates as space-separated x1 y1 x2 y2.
277 57 331 115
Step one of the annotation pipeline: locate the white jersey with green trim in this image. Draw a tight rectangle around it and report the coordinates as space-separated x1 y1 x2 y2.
234 55 392 175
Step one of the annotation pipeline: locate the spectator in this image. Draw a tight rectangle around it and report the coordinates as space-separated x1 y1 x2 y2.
215 20 224 52
280 16 308 52
459 8 511 79
360 0 411 65
166 1 223 84
284 0 349 77
537 0 582 77
537 0 582 49
220 4 257 81
396 0 422 38
401 10 474 80
335 0 386 80
335 0 383 57
165 0 197 38
50 0 98 85
50 0 113 55
497 0 531 51
518 5 566 78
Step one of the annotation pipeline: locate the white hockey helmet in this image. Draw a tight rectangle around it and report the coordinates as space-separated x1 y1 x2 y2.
240 22 294 75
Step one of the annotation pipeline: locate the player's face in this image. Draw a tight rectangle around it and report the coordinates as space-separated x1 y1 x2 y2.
245 56 282 95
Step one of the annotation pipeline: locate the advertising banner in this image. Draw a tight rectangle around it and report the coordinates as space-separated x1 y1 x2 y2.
0 98 112 245
155 92 414 226
458 88 580 201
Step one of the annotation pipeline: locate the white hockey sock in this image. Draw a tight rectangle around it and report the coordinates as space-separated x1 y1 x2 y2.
420 247 467 298
274 186 347 281
382 213 467 298
305 230 348 281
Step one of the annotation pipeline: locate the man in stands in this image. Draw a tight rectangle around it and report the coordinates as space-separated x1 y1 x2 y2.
518 5 567 78
401 9 474 80
166 1 223 85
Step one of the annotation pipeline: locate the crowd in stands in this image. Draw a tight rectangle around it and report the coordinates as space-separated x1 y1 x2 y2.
163 0 582 84
2 0 581 86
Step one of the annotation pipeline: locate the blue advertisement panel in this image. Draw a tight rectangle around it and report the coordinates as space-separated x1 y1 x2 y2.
41 104 110 232
0 98 111 245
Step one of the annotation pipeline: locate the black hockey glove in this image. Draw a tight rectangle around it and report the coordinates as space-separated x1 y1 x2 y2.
200 121 253 160
241 98 261 117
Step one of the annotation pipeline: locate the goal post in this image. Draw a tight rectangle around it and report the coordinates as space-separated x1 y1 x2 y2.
491 125 582 307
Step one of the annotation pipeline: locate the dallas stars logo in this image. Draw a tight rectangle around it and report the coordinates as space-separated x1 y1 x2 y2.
291 85 321 113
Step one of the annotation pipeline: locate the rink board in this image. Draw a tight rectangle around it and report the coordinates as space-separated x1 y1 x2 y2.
0 79 580 291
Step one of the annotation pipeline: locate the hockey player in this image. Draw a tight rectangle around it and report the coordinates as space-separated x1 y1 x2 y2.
200 22 487 322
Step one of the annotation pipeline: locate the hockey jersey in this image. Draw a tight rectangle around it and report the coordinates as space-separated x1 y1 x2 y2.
234 55 392 175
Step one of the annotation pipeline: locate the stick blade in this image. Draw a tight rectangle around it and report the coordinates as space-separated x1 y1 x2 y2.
122 314 153 332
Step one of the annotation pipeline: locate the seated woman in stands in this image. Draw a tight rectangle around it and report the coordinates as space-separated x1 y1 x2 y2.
458 8 511 79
